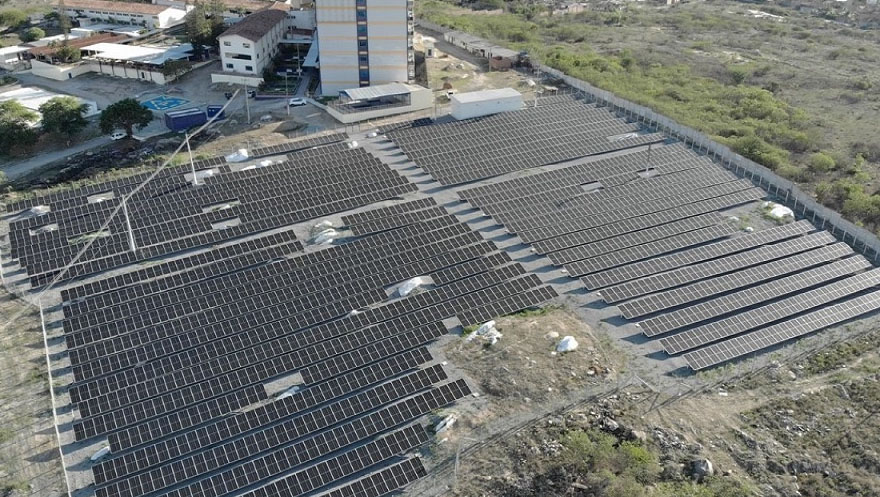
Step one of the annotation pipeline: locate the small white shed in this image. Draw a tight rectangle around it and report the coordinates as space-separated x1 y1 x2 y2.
450 88 523 120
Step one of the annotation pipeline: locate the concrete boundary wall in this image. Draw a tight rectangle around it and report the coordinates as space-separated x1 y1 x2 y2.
415 19 880 262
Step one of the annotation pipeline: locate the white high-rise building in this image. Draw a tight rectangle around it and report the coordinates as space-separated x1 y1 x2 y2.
315 0 414 95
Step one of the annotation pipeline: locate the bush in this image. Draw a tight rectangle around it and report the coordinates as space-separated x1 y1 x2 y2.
0 8 26 28
727 65 749 85
809 151 836 172
21 27 45 42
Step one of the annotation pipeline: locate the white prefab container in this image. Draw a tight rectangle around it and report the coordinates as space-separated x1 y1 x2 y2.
450 88 523 120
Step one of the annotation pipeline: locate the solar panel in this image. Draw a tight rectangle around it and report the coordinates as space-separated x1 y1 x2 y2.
639 255 871 336
660 268 880 354
618 243 856 318
683 290 880 370
590 222 822 296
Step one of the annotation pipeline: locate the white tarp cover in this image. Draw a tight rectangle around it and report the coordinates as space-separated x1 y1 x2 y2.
398 277 425 297
91 446 111 461
225 149 249 162
763 201 794 220
314 229 338 245
556 336 579 353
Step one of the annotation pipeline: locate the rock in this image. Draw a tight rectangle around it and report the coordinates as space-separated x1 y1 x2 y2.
767 460 787 474
630 429 648 443
787 460 828 475
787 370 797 380
545 331 559 340
691 458 714 481
600 417 619 432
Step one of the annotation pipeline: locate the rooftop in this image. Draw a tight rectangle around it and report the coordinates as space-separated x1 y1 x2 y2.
81 42 194 65
451 87 522 104
27 33 129 57
63 0 172 15
340 82 425 101
219 6 288 41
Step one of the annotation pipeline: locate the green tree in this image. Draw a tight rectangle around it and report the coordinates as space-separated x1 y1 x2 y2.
185 0 225 59
0 8 27 28
99 98 152 138
0 100 38 154
21 27 45 42
54 44 81 63
160 59 192 82
39 96 88 138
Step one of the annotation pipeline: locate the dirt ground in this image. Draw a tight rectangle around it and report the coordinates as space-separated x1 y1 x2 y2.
415 32 541 104
0 288 65 497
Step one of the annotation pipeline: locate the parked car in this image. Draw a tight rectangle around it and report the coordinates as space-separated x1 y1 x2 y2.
248 90 256 98
110 131 126 141
224 92 233 99
288 97 306 107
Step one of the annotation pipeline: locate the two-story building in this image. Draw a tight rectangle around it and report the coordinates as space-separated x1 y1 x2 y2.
62 0 188 30
212 4 289 86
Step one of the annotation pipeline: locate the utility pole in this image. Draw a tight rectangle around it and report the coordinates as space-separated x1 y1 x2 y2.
243 83 250 124
122 197 136 252
185 132 200 186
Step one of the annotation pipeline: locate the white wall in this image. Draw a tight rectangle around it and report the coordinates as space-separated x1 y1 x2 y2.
287 9 316 30
30 59 94 81
451 92 523 120
156 8 187 28
219 21 285 77
211 72 264 86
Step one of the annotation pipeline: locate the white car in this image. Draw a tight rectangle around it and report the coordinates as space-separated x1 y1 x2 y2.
110 131 126 141
288 97 306 107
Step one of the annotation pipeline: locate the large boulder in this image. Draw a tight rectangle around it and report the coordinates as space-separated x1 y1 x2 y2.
691 458 714 481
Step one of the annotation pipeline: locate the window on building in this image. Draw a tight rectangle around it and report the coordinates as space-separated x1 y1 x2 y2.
243 42 251 48
245 65 253 72
356 24 367 35
356 0 366 6
223 41 231 46
356 9 366 20
359 68 369 80
358 54 368 64
226 63 233 69
358 40 368 50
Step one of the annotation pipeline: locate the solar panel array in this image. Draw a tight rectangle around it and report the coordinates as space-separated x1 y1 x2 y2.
16 154 557 496
383 96 880 370
8 138 409 287
386 96 666 185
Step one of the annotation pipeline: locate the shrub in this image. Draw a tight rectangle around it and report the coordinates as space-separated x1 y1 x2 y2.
809 151 836 172
21 27 45 42
727 65 749 85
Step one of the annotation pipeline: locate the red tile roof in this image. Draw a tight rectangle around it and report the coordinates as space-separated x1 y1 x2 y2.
27 33 128 57
219 7 287 42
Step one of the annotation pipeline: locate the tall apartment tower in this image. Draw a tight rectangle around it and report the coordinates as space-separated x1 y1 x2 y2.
315 0 414 95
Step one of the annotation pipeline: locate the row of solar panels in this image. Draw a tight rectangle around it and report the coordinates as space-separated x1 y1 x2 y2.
49 199 555 497
7 132 345 213
386 96 666 184
449 129 879 370
13 145 424 286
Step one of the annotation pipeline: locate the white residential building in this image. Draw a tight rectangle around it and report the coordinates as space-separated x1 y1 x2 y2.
213 5 289 85
315 0 414 95
62 0 187 29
